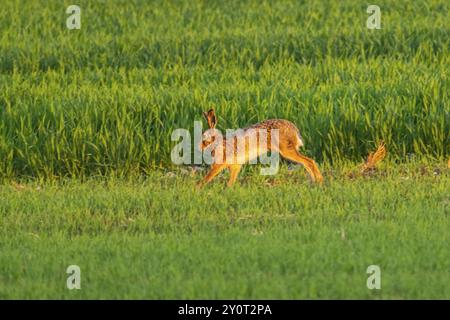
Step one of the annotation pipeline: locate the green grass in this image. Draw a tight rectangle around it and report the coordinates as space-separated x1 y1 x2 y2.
0 0 449 179
0 0 449 299
1 165 449 299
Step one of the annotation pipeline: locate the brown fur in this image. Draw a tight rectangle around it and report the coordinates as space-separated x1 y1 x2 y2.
198 109 323 187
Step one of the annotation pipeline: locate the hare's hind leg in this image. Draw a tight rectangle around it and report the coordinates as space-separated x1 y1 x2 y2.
280 148 323 183
197 163 227 188
227 165 242 187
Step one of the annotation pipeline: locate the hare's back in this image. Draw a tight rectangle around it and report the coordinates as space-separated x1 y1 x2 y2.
247 119 304 147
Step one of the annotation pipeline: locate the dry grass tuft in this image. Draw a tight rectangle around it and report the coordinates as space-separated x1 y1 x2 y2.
346 141 387 179
361 141 387 175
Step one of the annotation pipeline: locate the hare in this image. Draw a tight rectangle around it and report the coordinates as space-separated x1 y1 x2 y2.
198 109 323 187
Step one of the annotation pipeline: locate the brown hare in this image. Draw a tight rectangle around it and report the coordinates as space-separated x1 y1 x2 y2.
198 109 323 188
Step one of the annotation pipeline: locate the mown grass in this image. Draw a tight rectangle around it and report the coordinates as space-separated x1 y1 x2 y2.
0 0 448 179
0 164 449 299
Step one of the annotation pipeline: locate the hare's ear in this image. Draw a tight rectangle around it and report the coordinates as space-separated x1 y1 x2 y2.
203 108 217 128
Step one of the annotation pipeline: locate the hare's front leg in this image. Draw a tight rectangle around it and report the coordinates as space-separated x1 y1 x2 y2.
197 163 227 188
227 165 242 187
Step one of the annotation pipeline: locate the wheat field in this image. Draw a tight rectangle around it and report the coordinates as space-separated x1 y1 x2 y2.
0 0 448 179
0 0 449 299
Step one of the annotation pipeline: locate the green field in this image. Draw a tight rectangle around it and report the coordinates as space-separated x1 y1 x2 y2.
0 0 449 299
1 166 449 299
